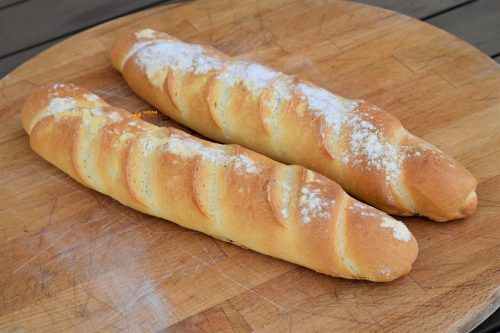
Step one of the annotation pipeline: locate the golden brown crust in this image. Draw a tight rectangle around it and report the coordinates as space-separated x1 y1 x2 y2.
266 166 289 228
343 197 418 281
22 83 418 282
30 115 85 184
192 158 210 218
183 71 224 138
111 29 477 221
104 114 148 212
335 103 409 215
401 134 478 221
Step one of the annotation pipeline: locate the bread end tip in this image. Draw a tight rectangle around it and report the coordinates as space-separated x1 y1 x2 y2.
460 190 478 217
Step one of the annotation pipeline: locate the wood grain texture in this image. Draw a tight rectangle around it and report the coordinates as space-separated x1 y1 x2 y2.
0 0 499 332
427 0 500 56
354 0 471 19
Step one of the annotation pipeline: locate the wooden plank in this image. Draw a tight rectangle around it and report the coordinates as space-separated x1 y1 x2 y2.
352 0 471 19
0 0 184 78
427 0 500 56
0 0 499 332
0 39 60 78
0 0 27 10
0 0 174 58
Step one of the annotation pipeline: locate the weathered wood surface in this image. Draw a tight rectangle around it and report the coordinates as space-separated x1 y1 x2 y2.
427 0 500 57
0 39 61 80
355 0 472 19
0 0 499 332
0 0 175 58
0 0 25 10
2 0 500 77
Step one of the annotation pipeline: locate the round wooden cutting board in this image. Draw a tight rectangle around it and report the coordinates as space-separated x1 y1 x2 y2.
1 0 499 331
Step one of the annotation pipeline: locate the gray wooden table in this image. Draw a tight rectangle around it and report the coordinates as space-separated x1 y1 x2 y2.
0 0 498 331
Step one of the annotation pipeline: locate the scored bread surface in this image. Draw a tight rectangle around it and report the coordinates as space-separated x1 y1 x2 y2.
22 83 418 282
110 28 478 222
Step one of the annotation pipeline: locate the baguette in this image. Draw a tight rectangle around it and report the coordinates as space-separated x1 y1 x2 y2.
110 28 477 221
21 83 418 282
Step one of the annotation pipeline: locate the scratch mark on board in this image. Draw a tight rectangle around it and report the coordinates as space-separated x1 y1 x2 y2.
191 254 287 313
12 228 72 274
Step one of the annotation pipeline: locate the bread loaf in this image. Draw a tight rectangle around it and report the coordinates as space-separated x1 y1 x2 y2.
110 28 477 221
22 83 418 282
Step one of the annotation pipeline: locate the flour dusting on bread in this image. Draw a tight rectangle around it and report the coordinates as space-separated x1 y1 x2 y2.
219 61 280 96
296 83 358 136
134 28 157 39
166 133 259 174
300 184 334 224
48 97 76 114
27 96 78 132
345 113 401 185
380 217 411 242
135 41 224 87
